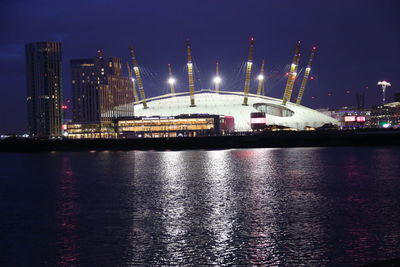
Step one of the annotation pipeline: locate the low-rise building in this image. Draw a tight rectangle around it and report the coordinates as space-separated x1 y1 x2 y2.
330 107 370 129
370 102 400 128
65 122 116 139
64 114 235 139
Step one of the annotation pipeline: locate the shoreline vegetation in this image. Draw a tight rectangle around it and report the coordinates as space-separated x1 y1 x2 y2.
1 129 400 152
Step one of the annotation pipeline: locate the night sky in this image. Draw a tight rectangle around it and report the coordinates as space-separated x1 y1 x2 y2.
0 0 399 133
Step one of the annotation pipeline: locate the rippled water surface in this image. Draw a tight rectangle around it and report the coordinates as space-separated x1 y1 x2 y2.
1 147 400 266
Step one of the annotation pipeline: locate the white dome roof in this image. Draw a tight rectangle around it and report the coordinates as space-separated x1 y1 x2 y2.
110 90 338 131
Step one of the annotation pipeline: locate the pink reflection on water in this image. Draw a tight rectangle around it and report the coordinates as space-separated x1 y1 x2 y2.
58 157 79 266
342 153 376 264
233 149 259 159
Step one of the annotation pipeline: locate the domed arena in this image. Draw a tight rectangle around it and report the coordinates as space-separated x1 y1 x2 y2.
110 89 338 131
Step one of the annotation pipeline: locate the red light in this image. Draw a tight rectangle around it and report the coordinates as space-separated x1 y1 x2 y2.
62 124 67 130
285 72 289 76
344 116 356 122
356 116 366 122
62 105 68 109
310 76 314 80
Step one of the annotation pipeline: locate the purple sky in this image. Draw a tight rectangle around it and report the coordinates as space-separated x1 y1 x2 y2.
0 0 399 133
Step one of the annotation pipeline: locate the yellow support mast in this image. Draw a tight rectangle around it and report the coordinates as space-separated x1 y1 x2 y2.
129 46 148 109
243 38 255 105
126 63 139 103
186 40 196 107
256 59 265 95
296 46 316 105
167 64 176 95
282 41 301 105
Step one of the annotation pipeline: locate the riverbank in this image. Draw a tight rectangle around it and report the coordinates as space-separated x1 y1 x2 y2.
1 129 400 152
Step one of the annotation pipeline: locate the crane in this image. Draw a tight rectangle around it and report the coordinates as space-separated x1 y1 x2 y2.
186 40 196 107
256 59 265 96
213 62 222 93
282 41 301 105
167 64 176 96
296 46 316 105
126 63 140 103
243 38 255 105
129 46 148 109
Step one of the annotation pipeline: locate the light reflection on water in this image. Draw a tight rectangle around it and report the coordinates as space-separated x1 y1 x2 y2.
0 147 400 266
159 151 187 264
57 157 79 266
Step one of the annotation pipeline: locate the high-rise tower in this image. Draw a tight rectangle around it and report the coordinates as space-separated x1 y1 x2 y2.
71 51 135 123
25 42 63 137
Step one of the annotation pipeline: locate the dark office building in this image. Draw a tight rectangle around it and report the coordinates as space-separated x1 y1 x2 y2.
71 51 134 123
394 92 400 102
71 58 98 122
25 42 63 137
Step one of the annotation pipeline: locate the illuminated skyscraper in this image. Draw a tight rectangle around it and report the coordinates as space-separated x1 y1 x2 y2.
71 51 134 123
25 42 63 137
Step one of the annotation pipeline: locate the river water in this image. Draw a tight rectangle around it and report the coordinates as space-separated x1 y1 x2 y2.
1 147 400 266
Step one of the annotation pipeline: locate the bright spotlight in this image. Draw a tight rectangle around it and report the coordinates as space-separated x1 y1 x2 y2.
213 76 222 84
131 78 135 82
377 81 391 87
257 74 264 81
168 77 176 84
